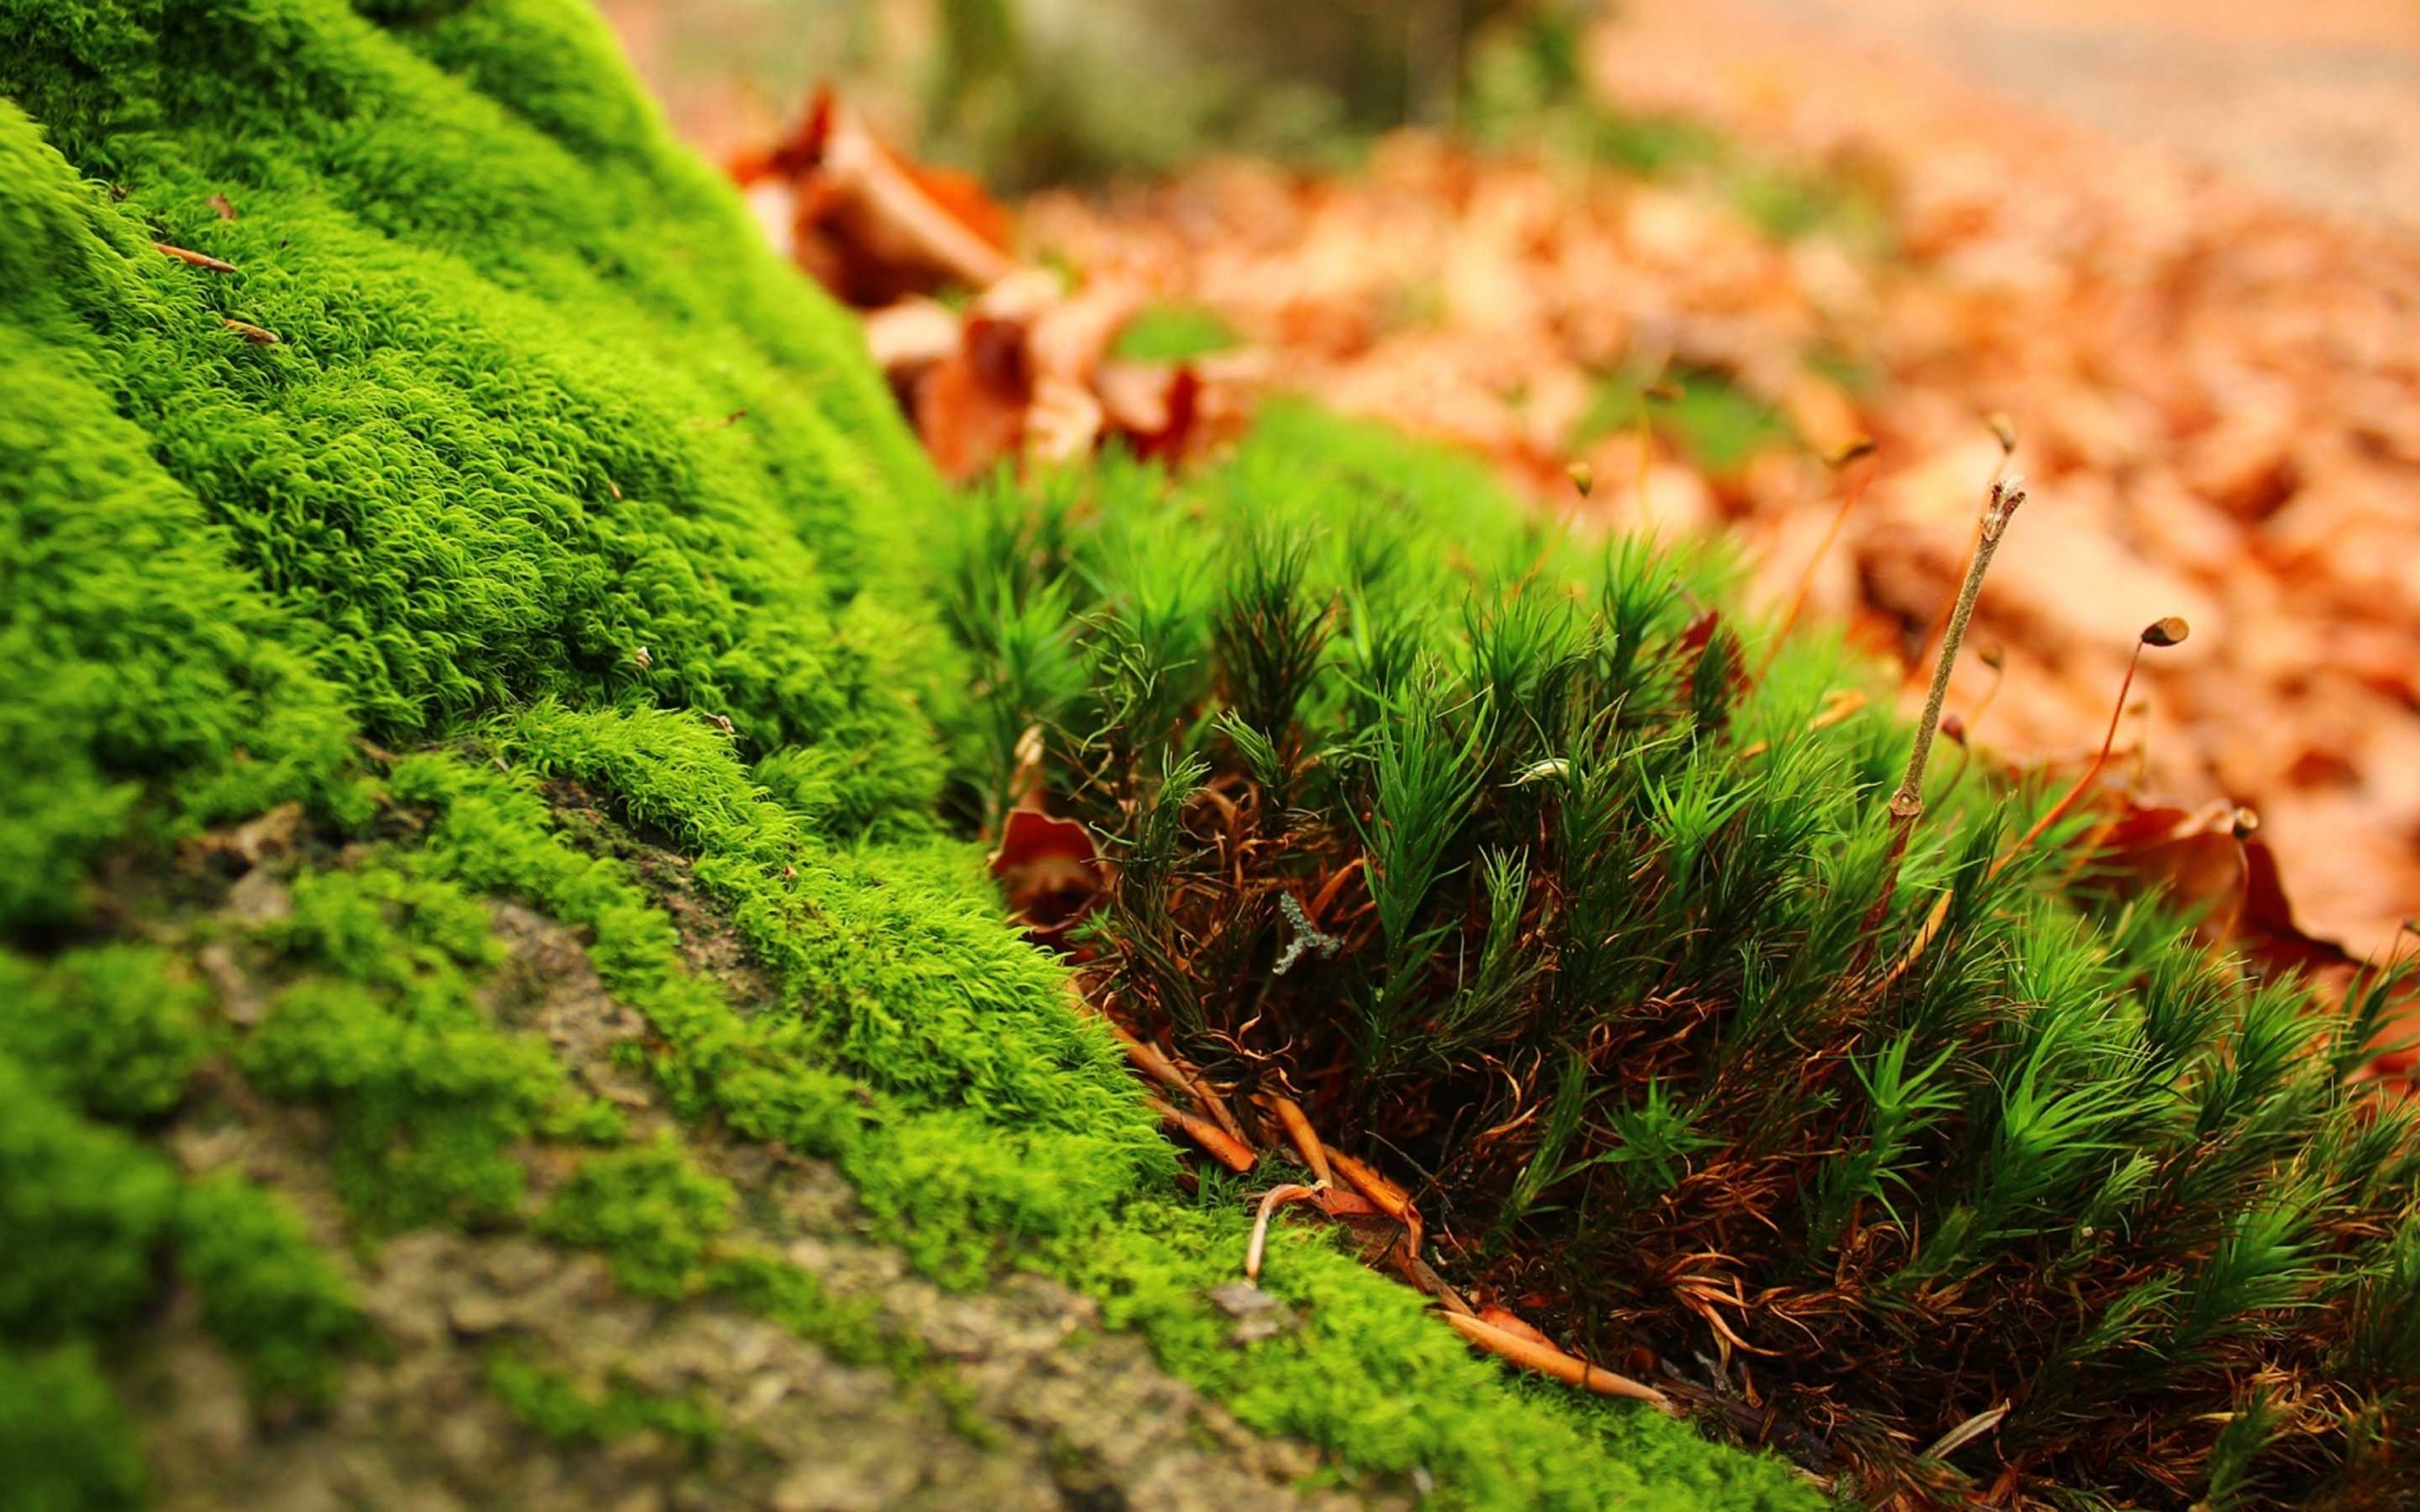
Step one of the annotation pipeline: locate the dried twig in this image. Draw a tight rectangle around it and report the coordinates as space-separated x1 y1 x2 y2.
1922 1399 2010 1462
1761 436 1875 679
1991 617 2188 880
1245 1183 1318 1280
157 241 236 272
1075 982 1255 1151
1144 1095 1258 1173
1325 1142 1423 1255
1854 475 2024 969
1265 1094 1334 1186
1444 1311 1671 1408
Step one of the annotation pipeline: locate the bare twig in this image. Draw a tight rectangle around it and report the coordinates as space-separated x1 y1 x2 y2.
1144 1095 1258 1173
1444 1311 1672 1408
157 241 236 272
1325 1142 1423 1255
1761 436 1876 680
1264 1094 1334 1186
1854 475 2025 969
1245 1184 1318 1280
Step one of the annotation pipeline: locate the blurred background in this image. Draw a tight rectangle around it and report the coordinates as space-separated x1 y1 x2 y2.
602 0 2420 970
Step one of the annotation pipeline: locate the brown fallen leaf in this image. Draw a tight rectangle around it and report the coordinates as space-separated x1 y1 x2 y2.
731 88 1014 307
987 805 1101 935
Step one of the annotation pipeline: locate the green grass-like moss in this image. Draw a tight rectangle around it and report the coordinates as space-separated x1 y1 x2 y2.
938 401 2420 1506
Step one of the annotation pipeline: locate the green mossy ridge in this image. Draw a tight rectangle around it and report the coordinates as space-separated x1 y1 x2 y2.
538 1137 737 1300
175 1173 369 1407
1059 1199 1815 1509
237 858 623 1232
0 946 217 1121
0 0 950 934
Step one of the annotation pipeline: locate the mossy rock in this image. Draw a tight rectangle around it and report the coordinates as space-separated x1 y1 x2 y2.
0 3 1811 1508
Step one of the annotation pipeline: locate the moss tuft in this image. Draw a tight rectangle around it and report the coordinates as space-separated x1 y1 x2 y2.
176 1173 367 1405
537 1138 735 1299
0 945 215 1121
0 1342 150 1512
483 1347 720 1457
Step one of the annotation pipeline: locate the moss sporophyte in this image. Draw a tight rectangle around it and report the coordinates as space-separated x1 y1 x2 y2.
1 3 2411 1509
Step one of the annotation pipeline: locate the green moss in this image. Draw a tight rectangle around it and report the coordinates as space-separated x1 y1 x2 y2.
1110 303 1241 363
1059 1202 1814 1511
484 1347 720 1457
706 1253 891 1368
537 1138 734 1299
1576 366 1798 476
0 1342 149 1512
0 0 947 937
0 945 215 1121
0 1060 182 1340
0 4 1843 1500
226 856 625 1234
176 1173 366 1405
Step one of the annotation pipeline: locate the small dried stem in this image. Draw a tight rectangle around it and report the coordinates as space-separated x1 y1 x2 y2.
1324 1143 1421 1252
1443 1311 1671 1408
1856 476 2024 963
1245 1183 1318 1279
1264 1094 1334 1185
1145 1095 1258 1173
1076 982 1255 1150
156 241 236 272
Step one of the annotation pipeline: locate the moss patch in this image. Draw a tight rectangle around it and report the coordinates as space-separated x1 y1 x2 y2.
0 3 1819 1505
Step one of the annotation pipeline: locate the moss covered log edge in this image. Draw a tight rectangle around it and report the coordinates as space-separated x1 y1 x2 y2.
0 2 1818 1508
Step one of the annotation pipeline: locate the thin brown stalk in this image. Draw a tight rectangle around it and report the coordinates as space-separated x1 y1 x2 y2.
1324 1143 1421 1254
1881 621 2184 989
1990 617 2186 881
156 241 236 272
1904 418 2018 688
1245 1183 1318 1279
1760 439 1874 680
1076 982 1255 1149
1145 1095 1258 1173
1854 475 2025 968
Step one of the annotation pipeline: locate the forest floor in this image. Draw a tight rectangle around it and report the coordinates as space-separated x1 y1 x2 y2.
1018 0 2420 969
612 0 2420 970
